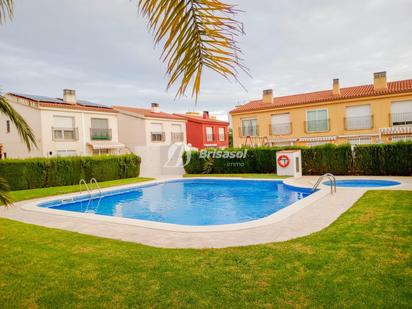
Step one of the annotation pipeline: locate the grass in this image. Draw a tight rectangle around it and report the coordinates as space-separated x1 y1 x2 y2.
183 173 287 179
0 190 411 308
8 177 154 203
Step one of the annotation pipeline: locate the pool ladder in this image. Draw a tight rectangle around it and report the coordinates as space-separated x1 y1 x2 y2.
312 173 337 194
79 178 102 197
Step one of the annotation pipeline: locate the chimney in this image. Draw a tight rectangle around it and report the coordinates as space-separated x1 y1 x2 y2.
151 103 160 113
332 78 340 95
262 89 273 103
373 71 387 91
202 111 209 119
63 89 76 104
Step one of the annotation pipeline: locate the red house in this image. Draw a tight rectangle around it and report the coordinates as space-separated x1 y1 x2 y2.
174 112 229 149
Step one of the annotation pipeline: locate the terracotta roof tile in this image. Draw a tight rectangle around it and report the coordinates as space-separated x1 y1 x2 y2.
173 113 229 125
114 106 184 120
230 79 412 114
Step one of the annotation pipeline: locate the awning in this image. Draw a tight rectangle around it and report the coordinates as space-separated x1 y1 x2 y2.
88 141 125 150
299 136 336 142
338 133 379 138
379 126 412 135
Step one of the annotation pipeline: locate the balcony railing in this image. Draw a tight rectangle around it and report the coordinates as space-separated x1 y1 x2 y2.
90 128 112 140
344 115 373 130
270 122 292 135
206 133 215 142
52 127 78 141
239 125 259 137
171 132 184 143
151 132 165 142
391 112 412 126
305 119 330 133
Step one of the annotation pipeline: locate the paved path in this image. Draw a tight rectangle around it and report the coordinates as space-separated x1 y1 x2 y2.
1 176 411 248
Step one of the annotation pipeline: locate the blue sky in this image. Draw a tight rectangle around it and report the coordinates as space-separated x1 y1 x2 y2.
0 0 411 120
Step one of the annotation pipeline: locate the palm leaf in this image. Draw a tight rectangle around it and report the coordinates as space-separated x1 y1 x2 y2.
137 0 247 100
0 0 13 24
0 93 37 151
0 177 13 206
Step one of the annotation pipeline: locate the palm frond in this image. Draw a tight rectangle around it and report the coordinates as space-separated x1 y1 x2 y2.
137 0 247 100
0 93 37 151
0 177 13 206
0 0 13 24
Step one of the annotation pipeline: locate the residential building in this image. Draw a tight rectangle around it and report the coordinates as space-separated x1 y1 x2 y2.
174 111 229 149
230 72 412 147
114 103 187 149
0 90 125 158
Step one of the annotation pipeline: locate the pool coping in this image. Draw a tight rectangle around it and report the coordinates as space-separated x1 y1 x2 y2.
21 177 330 233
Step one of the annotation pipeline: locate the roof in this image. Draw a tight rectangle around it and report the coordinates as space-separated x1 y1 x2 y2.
230 79 412 114
8 93 116 113
173 113 229 125
114 105 184 120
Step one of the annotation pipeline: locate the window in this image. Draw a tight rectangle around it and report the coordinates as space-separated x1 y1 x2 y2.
91 118 111 140
391 135 412 142
206 127 213 142
218 128 225 141
307 141 328 147
56 150 77 157
306 109 328 132
3 153 7 159
391 101 412 126
151 123 164 142
241 119 257 136
345 105 372 130
171 124 184 142
271 113 291 135
348 137 372 145
6 120 10 133
52 116 76 140
92 149 110 155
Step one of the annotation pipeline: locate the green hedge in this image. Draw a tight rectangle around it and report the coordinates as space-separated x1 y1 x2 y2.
0 154 141 191
183 142 412 176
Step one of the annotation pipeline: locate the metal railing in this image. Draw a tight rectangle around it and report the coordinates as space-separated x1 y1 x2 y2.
305 119 330 133
151 132 165 142
79 179 91 197
390 112 412 126
312 173 337 194
205 133 215 142
270 122 292 135
90 128 112 140
239 125 259 137
90 178 102 196
344 115 373 130
171 132 184 143
52 127 79 141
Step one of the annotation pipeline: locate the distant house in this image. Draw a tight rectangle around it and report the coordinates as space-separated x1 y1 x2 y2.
0 90 125 158
174 111 229 149
114 103 187 150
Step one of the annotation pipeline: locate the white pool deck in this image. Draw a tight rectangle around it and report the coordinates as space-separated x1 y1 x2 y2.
0 176 411 248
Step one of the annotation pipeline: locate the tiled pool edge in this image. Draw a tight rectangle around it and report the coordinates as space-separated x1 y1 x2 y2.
21 177 329 233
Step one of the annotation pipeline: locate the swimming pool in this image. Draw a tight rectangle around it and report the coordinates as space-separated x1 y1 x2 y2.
323 179 401 188
39 179 313 226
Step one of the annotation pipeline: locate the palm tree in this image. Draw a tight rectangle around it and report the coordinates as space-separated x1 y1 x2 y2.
1 0 246 100
0 94 37 206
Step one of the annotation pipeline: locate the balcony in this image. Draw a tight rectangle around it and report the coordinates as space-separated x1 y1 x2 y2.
239 125 259 137
151 132 165 142
90 128 112 140
305 119 330 133
206 133 215 142
344 115 373 130
52 127 78 141
391 112 412 126
270 122 292 135
171 132 184 143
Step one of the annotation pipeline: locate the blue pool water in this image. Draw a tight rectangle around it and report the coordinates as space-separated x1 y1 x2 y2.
323 179 400 188
40 179 313 226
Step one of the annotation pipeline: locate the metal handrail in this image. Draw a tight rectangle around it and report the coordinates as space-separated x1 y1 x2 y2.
312 173 336 194
79 179 91 197
90 178 102 196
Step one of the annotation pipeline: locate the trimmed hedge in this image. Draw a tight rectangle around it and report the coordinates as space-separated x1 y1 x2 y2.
183 142 412 176
0 154 141 191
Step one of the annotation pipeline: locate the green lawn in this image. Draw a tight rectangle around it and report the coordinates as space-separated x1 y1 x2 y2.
183 173 287 179
9 177 154 203
0 190 411 308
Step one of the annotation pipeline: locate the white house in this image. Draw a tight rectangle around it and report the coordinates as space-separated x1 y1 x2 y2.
0 89 125 158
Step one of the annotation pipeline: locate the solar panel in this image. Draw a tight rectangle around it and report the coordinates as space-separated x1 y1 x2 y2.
13 93 63 104
77 100 111 109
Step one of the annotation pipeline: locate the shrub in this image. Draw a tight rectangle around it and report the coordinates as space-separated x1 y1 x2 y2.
0 154 141 191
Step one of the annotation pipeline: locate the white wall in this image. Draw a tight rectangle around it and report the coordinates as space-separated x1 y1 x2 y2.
117 113 147 150
144 117 187 146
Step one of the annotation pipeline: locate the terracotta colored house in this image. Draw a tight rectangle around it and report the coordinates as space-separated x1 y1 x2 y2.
174 112 229 149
